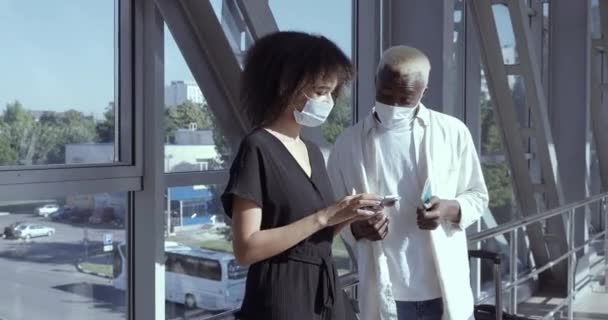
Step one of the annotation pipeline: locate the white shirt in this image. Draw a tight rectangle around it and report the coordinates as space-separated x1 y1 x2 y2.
373 113 442 301
327 103 489 320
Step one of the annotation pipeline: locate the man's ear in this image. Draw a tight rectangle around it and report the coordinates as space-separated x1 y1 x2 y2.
420 87 428 100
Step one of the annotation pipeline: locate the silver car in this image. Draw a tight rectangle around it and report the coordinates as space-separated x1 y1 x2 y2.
14 224 55 240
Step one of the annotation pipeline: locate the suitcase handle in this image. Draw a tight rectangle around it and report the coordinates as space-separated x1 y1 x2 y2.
469 250 503 320
468 249 501 265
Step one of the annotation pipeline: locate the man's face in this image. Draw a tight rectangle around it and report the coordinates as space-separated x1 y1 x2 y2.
376 65 427 107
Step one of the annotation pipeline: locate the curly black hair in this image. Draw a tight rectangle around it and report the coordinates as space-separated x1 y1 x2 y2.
241 31 353 128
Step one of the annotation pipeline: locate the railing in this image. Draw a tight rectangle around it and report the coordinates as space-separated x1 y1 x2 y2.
468 193 608 319
202 193 608 320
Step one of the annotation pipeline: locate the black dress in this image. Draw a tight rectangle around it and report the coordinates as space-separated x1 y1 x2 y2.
221 128 345 320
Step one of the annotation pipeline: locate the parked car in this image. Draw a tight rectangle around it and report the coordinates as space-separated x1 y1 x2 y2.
69 209 93 224
37 204 59 217
89 207 115 224
49 206 74 221
2 221 24 239
13 223 55 240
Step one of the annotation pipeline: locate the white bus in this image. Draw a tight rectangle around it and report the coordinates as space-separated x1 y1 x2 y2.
112 242 247 311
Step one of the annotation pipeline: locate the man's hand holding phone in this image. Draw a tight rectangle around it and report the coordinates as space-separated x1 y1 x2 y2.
417 179 462 230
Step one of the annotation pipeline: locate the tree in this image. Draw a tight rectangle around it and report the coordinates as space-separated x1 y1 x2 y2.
33 110 97 164
0 121 17 165
480 95 514 210
322 89 353 144
206 110 232 169
96 104 115 143
2 101 36 165
165 101 212 143
1 102 98 165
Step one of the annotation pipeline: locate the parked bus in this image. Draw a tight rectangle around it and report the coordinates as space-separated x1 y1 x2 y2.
112 241 247 311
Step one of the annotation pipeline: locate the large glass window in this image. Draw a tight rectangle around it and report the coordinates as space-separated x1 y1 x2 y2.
164 24 232 173
0 192 128 319
164 184 242 319
467 1 535 305
477 4 520 229
0 1 120 167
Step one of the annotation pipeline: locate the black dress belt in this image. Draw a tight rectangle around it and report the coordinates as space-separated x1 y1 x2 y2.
285 252 337 310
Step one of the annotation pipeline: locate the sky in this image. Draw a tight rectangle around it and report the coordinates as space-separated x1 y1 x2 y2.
1 0 515 119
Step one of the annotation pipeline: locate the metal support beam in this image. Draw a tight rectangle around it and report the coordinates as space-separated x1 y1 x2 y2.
354 0 382 120
465 1 483 150
237 0 278 38
591 0 608 192
220 0 253 66
549 0 592 267
510 0 564 208
469 0 568 289
509 1 571 287
387 0 461 117
133 1 165 319
157 0 249 153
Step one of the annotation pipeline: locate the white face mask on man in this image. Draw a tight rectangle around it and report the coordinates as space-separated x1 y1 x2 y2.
293 94 335 127
374 100 419 126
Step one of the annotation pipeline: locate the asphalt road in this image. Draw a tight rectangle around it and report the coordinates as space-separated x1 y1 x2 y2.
0 212 127 320
0 212 228 320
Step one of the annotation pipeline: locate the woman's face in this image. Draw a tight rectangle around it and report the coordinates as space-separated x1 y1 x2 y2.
292 75 339 112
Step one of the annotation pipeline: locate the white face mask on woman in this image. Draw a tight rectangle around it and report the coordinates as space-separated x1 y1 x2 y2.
293 94 335 127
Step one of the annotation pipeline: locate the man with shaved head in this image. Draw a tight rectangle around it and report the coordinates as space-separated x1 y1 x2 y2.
328 46 488 319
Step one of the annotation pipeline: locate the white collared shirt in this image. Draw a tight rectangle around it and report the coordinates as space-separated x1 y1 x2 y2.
371 107 443 301
327 103 489 320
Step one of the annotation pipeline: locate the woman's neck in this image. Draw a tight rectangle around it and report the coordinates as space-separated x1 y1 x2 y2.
264 113 301 140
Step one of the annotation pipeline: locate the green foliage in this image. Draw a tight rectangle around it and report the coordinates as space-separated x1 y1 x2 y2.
1 101 36 165
0 101 98 165
480 95 514 210
0 121 17 165
165 101 212 143
34 111 97 164
96 104 115 143
321 89 353 145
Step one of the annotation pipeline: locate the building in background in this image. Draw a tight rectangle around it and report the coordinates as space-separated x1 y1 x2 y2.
164 80 205 107
65 129 219 224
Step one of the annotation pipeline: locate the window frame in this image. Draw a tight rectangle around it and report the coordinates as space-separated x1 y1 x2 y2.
0 0 142 185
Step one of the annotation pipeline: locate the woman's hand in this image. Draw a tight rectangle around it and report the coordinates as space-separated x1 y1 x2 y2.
317 193 382 227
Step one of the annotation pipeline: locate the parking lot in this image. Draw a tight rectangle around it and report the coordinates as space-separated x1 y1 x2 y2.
0 209 127 320
0 207 233 320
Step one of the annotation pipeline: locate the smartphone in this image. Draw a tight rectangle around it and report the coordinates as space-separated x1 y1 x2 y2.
362 195 401 211
420 179 433 204
381 195 401 207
